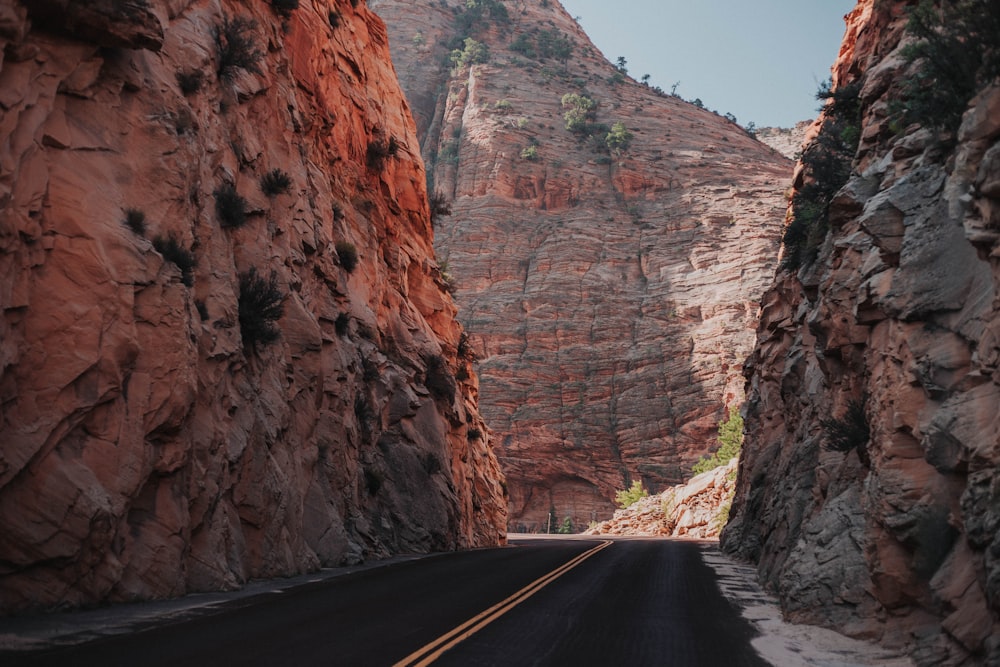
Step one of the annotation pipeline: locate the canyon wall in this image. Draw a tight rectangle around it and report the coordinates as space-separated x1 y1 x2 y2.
0 0 506 613
371 0 792 530
723 1 1000 664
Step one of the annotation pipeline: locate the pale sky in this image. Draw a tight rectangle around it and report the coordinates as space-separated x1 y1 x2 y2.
558 0 857 129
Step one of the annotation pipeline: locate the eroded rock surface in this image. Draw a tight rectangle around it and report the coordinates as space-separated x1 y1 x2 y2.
371 0 792 530
0 0 505 613
723 1 1000 663
586 458 737 540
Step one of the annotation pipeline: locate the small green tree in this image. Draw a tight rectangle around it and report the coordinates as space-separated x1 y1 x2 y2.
615 480 648 508
692 406 744 474
450 38 489 70
561 93 597 135
557 517 573 534
605 121 633 156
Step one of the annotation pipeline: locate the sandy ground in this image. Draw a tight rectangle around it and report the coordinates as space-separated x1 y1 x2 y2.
700 544 916 667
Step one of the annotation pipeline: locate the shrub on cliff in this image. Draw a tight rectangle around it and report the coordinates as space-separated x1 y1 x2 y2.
214 183 249 229
123 208 146 236
605 121 633 156
615 480 648 509
260 168 292 196
429 192 452 225
238 267 286 349
366 134 400 171
424 354 456 401
781 80 861 270
821 399 870 459
450 37 490 70
561 93 598 135
269 0 299 17
335 241 359 273
897 0 1000 134
215 15 263 81
692 406 744 475
153 234 196 287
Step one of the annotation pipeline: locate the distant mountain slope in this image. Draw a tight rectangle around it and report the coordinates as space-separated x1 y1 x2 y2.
372 0 791 529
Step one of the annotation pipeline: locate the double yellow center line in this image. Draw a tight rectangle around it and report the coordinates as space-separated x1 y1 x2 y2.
393 540 614 667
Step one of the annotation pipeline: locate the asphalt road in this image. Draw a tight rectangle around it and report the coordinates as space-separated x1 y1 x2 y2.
2 537 768 667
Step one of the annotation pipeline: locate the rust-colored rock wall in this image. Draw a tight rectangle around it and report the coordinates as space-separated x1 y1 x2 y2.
371 0 792 530
0 0 505 613
723 1 1000 663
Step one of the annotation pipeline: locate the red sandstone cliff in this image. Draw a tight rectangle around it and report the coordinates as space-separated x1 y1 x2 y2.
370 0 792 530
723 1 1000 664
0 0 505 613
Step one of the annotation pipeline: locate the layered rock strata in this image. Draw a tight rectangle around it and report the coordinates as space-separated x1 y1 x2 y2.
371 0 792 530
723 1 1000 663
0 0 505 613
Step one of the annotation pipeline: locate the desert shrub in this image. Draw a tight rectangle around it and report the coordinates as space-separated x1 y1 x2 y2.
238 267 286 349
781 80 861 270
429 191 452 224
494 99 514 113
260 168 292 196
896 0 1000 133
450 37 489 70
176 69 203 95
561 93 597 135
821 399 870 454
520 145 539 161
457 332 476 362
424 354 456 400
215 15 263 81
214 183 249 229
366 134 400 171
335 241 358 272
692 406 744 475
153 234 196 287
615 480 648 509
335 312 350 336
605 121 633 155
269 0 299 16
123 208 146 235
453 0 509 37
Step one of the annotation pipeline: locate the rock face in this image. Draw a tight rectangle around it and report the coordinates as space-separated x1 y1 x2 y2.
585 458 737 540
723 1 1000 663
370 0 792 530
0 0 506 613
756 121 812 160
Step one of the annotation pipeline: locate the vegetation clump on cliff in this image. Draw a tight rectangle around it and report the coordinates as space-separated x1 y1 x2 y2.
153 234 196 287
215 15 263 81
781 80 861 270
692 406 744 475
615 480 649 509
897 0 1000 134
238 267 286 349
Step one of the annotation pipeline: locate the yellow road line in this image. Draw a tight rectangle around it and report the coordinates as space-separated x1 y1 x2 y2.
393 540 613 667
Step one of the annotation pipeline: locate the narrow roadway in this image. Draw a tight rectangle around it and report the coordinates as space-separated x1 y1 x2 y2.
2 537 768 667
